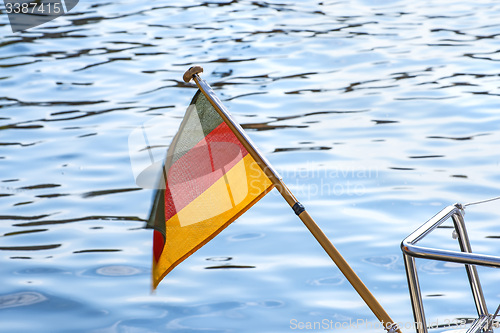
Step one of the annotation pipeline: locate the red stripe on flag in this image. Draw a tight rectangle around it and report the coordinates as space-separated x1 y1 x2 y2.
164 121 248 221
153 230 165 263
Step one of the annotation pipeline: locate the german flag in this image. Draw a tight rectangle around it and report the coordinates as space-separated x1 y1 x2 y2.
148 90 274 289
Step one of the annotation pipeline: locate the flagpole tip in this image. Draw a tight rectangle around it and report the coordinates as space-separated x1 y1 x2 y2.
183 65 204 83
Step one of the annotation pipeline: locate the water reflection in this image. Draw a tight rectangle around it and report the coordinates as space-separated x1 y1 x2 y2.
0 292 47 309
308 275 345 286
95 265 143 276
3 229 48 237
0 244 61 251
227 232 264 241
205 265 256 270
73 249 122 254
363 255 399 269
11 215 144 227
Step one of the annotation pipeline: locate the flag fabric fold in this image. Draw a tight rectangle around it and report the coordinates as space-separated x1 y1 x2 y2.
148 90 274 289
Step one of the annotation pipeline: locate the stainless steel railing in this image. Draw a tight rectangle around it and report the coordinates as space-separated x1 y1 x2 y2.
401 204 499 333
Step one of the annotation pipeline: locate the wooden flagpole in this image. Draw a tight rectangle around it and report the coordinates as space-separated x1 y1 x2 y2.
184 66 401 333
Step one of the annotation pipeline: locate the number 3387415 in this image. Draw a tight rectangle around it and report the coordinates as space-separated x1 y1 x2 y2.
5 2 63 14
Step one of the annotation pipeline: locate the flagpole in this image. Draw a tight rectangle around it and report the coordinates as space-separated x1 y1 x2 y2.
184 66 401 333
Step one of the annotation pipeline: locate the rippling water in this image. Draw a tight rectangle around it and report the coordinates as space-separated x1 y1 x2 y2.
1 1 500 332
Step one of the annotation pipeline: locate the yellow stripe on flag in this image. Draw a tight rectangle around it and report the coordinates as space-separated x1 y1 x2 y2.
152 154 273 287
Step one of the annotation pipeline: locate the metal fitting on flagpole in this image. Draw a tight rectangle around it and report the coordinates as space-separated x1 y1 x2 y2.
183 65 204 83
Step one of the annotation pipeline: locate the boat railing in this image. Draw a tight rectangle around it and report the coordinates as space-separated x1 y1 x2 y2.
401 203 500 333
